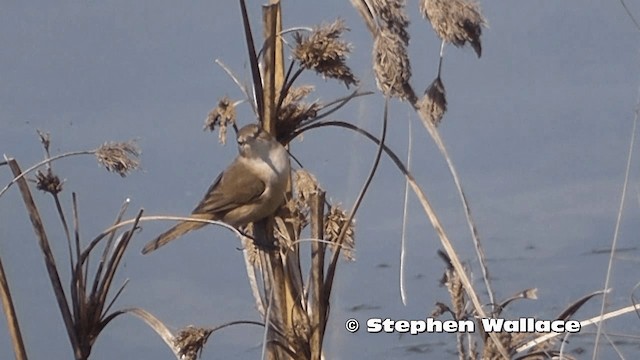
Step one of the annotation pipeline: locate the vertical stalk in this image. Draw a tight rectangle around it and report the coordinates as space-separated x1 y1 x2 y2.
309 191 326 359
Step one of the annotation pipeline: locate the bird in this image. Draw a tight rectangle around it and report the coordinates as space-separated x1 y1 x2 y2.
141 123 290 254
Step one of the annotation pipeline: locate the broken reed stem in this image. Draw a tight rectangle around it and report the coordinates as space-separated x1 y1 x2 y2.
310 190 326 359
0 252 28 360
7 159 82 359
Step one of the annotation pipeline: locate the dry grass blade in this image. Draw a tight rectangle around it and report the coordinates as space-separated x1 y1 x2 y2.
95 141 140 177
557 289 609 321
0 254 28 360
418 77 447 127
400 117 412 305
496 288 538 314
293 19 357 88
516 303 640 354
215 59 258 116
1 151 93 200
323 99 388 318
239 0 264 120
94 211 142 323
7 158 80 356
111 308 179 357
420 0 486 57
411 95 496 313
90 198 131 311
594 96 639 357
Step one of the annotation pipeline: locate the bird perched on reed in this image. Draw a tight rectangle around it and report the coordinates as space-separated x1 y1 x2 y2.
142 123 290 254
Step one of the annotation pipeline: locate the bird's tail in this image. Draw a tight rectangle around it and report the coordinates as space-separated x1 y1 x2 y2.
141 220 206 254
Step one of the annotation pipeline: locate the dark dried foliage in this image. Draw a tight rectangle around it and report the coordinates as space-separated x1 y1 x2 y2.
278 86 320 137
293 19 358 88
420 0 486 57
34 169 63 194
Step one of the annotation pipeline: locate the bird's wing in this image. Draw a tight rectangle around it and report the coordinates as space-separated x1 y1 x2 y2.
192 159 266 215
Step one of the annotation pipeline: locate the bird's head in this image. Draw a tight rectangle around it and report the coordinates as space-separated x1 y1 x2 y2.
237 124 279 159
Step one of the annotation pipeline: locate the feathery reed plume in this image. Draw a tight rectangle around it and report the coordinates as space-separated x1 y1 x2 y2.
371 0 410 44
418 77 447 126
325 205 355 260
174 326 212 360
373 29 414 101
95 141 141 177
295 169 320 202
420 0 486 57
204 96 237 144
293 19 358 88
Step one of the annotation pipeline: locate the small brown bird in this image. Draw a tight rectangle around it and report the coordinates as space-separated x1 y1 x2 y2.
141 124 290 254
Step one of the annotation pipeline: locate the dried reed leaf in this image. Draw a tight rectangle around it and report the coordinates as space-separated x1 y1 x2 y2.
325 205 355 261
497 288 538 313
95 141 141 177
204 96 237 144
174 326 212 360
350 0 377 35
420 0 486 57
373 29 413 100
417 77 447 126
293 19 358 88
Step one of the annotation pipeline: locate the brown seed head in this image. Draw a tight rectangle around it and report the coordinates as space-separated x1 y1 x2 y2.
325 205 356 261
417 77 447 127
95 141 141 177
204 96 237 144
371 0 410 44
373 29 414 101
174 326 212 360
293 19 358 88
34 169 63 195
420 0 486 57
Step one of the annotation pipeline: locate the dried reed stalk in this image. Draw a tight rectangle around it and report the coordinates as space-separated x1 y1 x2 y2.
0 251 27 360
